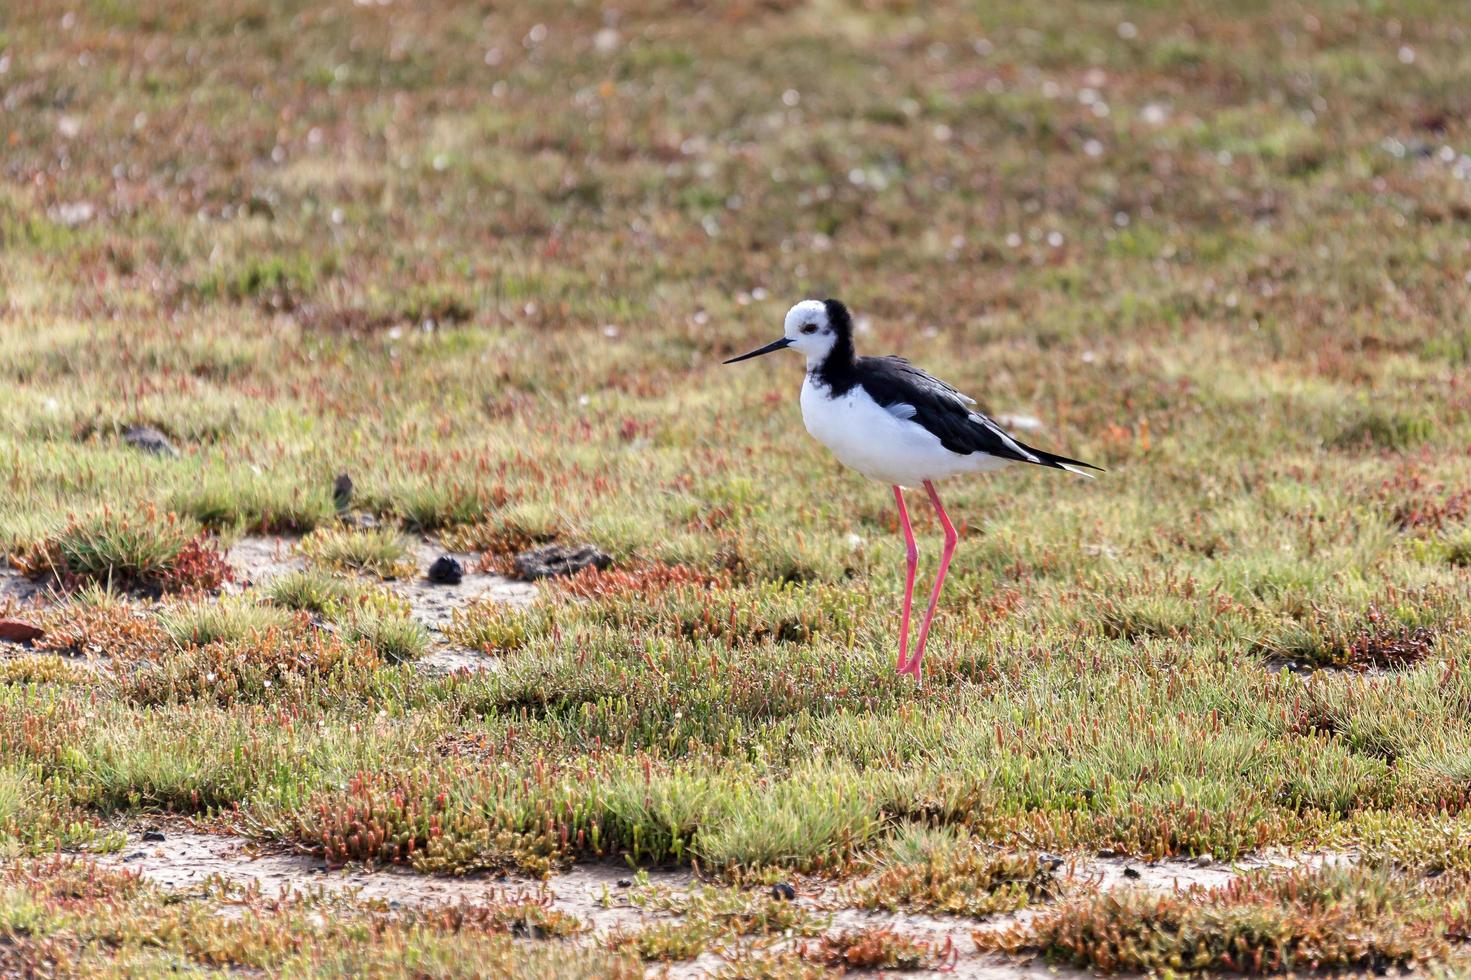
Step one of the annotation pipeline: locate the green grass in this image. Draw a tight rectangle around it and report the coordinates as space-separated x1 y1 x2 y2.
852 825 1057 917
157 597 298 648
14 510 229 594
986 865 1450 974
266 568 370 615
299 527 417 579
169 474 335 534
267 569 430 662
2 0 1471 971
339 607 431 664
610 880 829 964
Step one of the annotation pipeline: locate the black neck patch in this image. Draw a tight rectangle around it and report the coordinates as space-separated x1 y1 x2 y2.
811 298 858 394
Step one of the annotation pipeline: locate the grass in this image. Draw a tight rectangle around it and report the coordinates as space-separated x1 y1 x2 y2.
298 527 417 579
1 0 1471 971
339 607 431 664
802 928 954 971
445 597 544 654
267 570 430 662
985 865 1451 974
14 510 230 595
170 474 335 534
157 596 298 648
116 623 384 708
266 568 370 615
851 825 1058 917
0 857 632 977
608 882 829 964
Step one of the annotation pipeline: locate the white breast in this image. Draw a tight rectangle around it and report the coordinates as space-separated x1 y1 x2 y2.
799 376 1011 487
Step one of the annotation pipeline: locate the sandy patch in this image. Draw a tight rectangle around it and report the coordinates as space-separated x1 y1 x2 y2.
0 566 47 607
224 535 533 675
100 827 689 925
396 540 535 628
94 825 1348 980
224 536 308 590
395 541 533 675
1076 849 1352 893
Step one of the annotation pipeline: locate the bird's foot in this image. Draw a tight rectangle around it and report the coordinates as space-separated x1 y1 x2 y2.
897 658 922 681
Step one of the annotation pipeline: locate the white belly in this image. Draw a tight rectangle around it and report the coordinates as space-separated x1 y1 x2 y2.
799 377 1011 487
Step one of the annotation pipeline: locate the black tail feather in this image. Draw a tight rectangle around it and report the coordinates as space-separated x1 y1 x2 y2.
1019 442 1104 475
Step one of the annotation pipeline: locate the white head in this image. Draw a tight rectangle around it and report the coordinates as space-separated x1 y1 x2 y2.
724 298 854 368
781 299 838 362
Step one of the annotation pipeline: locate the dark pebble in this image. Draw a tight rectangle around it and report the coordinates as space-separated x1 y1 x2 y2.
332 473 354 511
1122 866 1142 880
770 882 796 901
1037 852 1064 872
123 425 178 458
512 543 611 581
427 555 464 585
1097 848 1119 858
616 878 633 888
122 851 145 862
142 829 166 843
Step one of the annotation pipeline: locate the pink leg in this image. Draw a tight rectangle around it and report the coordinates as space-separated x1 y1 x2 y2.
903 480 958 679
893 485 918 674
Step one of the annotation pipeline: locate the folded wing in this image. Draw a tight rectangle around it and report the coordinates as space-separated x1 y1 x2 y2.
858 356 1101 474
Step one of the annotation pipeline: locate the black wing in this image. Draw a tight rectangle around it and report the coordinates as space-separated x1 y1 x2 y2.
855 356 1102 473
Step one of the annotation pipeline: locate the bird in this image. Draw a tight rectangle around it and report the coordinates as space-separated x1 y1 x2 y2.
724 298 1100 680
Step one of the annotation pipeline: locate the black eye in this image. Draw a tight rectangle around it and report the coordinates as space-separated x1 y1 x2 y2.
801 323 818 334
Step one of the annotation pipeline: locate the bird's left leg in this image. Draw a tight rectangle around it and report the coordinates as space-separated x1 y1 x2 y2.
904 480 958 679
893 485 919 674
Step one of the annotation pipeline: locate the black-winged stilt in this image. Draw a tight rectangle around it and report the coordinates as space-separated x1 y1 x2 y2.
725 299 1100 679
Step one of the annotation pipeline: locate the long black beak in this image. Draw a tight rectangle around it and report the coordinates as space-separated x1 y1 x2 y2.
723 337 793 364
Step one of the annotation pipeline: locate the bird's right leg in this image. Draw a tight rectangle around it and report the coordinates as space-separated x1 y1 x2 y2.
905 479 958 680
894 484 918 674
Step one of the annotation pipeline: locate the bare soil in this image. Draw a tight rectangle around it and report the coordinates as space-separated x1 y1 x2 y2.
224 536 309 590
97 824 1346 979
225 535 534 675
0 565 46 607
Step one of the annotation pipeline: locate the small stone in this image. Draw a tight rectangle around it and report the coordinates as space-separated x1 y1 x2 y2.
1037 852 1065 872
512 544 611 581
1097 848 1119 858
427 556 464 585
122 851 145 862
995 412 1045 433
770 882 796 901
0 620 44 644
616 878 633 888
594 28 620 53
142 829 166 843
1122 866 1141 880
332 473 354 511
54 201 95 227
1195 853 1215 867
123 425 178 458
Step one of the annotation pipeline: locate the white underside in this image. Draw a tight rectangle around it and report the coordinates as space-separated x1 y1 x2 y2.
800 375 1013 487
